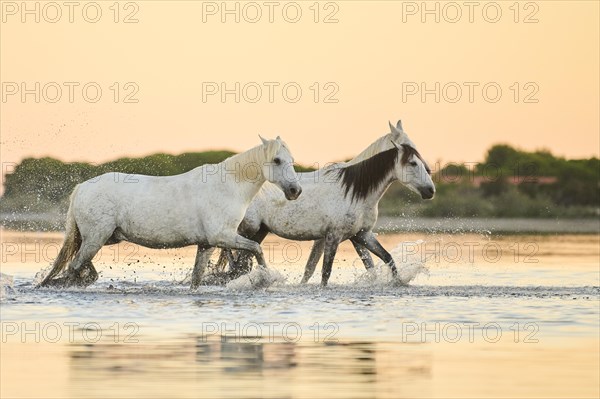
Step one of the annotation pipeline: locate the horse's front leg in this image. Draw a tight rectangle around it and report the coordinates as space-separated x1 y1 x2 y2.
231 226 269 277
352 230 397 278
191 246 215 289
301 239 325 284
350 240 375 270
321 234 341 287
219 234 267 268
213 248 232 272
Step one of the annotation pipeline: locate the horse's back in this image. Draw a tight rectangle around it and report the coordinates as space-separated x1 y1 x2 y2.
245 168 353 239
70 171 209 246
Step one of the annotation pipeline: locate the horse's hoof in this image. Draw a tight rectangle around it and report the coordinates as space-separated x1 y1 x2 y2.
39 275 71 288
41 269 97 289
72 273 97 288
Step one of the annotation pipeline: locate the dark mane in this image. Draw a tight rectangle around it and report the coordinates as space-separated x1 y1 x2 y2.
331 147 400 202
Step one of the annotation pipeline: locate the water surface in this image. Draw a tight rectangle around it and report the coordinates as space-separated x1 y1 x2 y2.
1 231 598 398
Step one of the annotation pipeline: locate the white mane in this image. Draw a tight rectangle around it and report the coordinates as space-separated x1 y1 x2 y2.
222 139 286 181
225 139 284 165
346 133 398 165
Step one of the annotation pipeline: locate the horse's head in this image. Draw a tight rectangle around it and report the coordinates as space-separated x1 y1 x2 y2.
389 120 435 200
259 135 302 200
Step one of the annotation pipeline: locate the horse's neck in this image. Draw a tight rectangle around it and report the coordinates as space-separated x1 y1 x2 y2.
220 156 267 202
361 173 396 208
234 178 266 205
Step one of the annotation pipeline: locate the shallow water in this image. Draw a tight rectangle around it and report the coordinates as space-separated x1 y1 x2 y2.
1 230 599 398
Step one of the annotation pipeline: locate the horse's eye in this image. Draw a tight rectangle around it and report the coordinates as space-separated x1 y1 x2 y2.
273 158 281 165
409 161 418 167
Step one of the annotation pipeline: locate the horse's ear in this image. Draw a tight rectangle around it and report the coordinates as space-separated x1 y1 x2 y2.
276 135 281 141
389 121 402 139
259 134 268 145
389 120 408 143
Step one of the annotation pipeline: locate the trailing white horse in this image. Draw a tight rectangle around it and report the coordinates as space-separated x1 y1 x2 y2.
38 136 302 288
196 121 435 287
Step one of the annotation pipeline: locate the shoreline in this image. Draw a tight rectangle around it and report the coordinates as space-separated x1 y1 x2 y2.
376 216 600 235
1 213 599 235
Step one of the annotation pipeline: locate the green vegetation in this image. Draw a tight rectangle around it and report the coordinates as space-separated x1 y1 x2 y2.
1 145 598 222
380 144 599 218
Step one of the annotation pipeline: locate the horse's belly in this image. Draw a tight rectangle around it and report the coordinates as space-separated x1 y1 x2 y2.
269 227 323 241
266 214 334 241
113 228 200 249
115 210 204 249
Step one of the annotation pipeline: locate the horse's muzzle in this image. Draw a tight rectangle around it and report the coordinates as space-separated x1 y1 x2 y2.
419 186 435 200
284 185 302 200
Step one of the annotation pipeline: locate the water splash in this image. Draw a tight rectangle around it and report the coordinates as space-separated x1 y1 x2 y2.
33 266 53 286
226 267 286 290
179 271 192 286
0 273 15 300
354 240 430 286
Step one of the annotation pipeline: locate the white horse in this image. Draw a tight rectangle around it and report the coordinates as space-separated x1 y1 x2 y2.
196 121 435 287
38 136 302 288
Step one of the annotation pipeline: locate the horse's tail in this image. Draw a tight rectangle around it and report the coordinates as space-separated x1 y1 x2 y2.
38 186 82 287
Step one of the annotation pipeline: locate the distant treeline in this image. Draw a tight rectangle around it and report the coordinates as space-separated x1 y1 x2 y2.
382 144 599 218
1 145 598 220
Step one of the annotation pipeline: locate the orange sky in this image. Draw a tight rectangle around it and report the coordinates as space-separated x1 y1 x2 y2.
1 1 598 172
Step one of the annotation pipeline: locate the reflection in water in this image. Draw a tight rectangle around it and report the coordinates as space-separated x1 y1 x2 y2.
195 338 297 372
65 337 432 398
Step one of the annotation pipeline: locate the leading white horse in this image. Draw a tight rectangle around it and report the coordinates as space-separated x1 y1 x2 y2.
195 121 435 287
38 136 302 288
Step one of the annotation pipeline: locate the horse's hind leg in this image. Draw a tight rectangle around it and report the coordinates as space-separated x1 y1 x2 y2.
63 226 114 287
75 259 99 287
62 241 104 287
50 245 101 288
